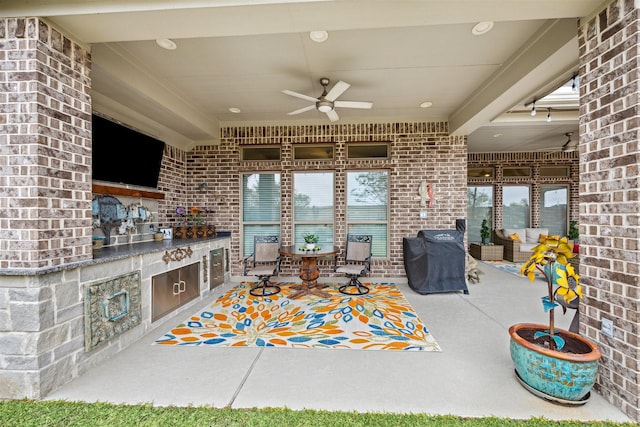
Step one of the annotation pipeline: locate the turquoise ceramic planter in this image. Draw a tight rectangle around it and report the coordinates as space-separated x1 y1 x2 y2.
509 323 601 402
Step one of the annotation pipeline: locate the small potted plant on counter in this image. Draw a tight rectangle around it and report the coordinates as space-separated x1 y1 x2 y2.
509 236 601 404
303 233 319 250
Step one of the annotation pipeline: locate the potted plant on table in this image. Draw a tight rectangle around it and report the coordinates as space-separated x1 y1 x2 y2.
303 233 319 250
510 236 601 404
480 219 491 244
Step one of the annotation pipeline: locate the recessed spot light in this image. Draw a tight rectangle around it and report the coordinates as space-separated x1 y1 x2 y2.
309 30 329 43
493 133 503 138
420 101 433 108
472 21 494 36
229 107 241 113
156 39 177 50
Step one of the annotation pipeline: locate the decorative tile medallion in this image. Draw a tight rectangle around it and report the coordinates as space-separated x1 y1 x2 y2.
84 271 142 351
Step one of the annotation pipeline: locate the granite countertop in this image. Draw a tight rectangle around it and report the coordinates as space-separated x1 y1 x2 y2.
1 231 231 276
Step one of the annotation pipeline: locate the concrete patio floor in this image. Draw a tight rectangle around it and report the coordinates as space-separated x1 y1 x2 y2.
46 261 631 422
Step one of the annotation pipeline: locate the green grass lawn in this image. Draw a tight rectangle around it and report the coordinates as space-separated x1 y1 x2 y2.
0 400 635 427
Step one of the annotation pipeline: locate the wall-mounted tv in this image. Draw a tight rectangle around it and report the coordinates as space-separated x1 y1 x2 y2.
92 114 165 189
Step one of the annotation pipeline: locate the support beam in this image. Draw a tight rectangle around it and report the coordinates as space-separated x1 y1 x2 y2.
449 18 579 136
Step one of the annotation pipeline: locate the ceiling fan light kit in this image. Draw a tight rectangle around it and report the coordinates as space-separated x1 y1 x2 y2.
282 77 372 122
316 100 333 112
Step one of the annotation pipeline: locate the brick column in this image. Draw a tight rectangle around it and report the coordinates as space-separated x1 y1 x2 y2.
0 18 92 269
579 1 640 420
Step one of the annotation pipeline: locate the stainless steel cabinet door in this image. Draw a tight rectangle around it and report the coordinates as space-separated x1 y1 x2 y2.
152 268 181 322
210 248 224 290
179 262 200 305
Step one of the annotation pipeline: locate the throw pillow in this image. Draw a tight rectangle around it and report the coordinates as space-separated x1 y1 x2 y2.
509 233 522 243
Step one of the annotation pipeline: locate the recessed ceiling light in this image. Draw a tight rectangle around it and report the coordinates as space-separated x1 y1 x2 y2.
420 101 433 108
309 30 329 43
229 107 241 113
493 133 503 138
156 39 177 50
472 21 494 36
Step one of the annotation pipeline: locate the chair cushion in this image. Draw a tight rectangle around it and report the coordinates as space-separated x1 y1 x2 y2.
247 265 277 276
525 228 548 243
503 228 526 243
509 233 522 242
519 243 537 252
336 265 365 275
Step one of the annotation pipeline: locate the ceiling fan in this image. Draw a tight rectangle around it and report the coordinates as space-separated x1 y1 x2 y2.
282 77 373 122
543 132 578 153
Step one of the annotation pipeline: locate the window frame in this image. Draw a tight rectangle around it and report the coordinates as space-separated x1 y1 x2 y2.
293 144 334 161
345 169 389 258
346 142 390 160
539 166 570 177
539 184 569 236
292 171 336 248
502 185 531 228
240 145 281 161
240 172 282 257
467 185 494 243
503 167 531 178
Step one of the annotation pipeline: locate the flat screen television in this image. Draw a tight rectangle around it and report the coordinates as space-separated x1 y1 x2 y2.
92 114 165 188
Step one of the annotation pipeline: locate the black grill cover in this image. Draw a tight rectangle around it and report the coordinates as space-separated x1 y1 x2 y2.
403 228 468 295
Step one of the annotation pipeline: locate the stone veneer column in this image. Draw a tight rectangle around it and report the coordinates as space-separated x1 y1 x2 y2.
0 17 92 269
0 18 92 399
578 0 640 420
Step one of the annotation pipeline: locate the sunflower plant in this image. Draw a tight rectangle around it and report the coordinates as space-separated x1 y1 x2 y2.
520 236 581 351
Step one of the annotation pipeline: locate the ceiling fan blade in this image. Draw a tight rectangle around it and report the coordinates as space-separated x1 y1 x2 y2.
325 80 350 101
326 109 339 122
282 90 318 103
287 105 316 115
334 100 373 109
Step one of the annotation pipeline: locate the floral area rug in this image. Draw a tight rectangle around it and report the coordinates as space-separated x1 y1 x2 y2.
154 282 441 351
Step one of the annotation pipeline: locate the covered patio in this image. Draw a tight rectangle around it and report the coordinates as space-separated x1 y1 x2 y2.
45 263 631 422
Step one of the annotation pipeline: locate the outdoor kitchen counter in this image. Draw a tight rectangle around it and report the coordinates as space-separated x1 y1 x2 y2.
92 231 230 262
0 231 231 276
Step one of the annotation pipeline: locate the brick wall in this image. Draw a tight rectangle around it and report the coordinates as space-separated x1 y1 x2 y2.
0 18 92 269
579 0 640 420
157 144 188 227
468 152 579 231
182 123 467 278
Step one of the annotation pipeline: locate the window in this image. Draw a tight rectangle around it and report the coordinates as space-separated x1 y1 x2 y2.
347 143 389 159
294 144 334 160
346 171 388 257
503 167 531 178
293 172 334 248
502 186 530 228
467 186 493 243
540 167 569 177
241 145 281 161
540 185 568 236
241 173 281 256
468 168 494 178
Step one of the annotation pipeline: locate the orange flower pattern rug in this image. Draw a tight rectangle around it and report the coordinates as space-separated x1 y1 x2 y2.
154 282 441 351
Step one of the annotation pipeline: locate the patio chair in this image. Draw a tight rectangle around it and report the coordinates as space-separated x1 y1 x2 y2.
243 235 281 297
335 234 372 295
